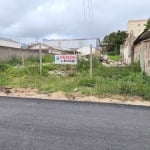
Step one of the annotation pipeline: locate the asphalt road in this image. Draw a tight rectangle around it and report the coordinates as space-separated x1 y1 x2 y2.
0 97 150 150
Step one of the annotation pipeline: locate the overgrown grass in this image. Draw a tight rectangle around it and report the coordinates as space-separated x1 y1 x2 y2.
0 56 150 100
108 55 121 61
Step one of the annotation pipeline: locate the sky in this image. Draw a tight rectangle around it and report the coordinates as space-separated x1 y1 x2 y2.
0 0 149 42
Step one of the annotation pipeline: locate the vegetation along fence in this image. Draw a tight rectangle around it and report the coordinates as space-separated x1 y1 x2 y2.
0 55 150 100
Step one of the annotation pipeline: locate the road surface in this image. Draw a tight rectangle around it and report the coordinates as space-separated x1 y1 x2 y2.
0 96 150 150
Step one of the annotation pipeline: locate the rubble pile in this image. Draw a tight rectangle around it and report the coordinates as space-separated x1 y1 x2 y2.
100 54 126 67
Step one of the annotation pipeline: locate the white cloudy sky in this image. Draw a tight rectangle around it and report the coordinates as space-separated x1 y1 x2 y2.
0 0 149 41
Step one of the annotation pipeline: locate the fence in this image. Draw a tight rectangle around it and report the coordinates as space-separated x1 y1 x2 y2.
0 54 150 100
0 46 49 61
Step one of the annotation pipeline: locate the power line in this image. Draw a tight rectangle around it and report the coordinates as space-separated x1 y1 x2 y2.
82 0 94 24
88 0 92 23
82 0 87 21
90 0 94 22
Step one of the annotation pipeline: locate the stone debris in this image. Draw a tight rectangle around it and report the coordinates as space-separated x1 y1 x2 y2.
100 54 126 67
0 87 11 94
48 70 67 76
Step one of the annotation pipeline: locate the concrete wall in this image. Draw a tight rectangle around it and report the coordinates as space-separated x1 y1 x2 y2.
122 45 132 65
134 43 141 62
0 46 74 61
120 33 135 64
134 39 150 75
0 46 46 61
142 40 150 76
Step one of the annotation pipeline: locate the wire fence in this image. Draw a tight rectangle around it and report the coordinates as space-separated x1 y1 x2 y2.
0 53 150 100
0 34 149 100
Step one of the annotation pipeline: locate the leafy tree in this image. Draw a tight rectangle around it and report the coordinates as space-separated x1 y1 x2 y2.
144 18 150 31
103 30 128 54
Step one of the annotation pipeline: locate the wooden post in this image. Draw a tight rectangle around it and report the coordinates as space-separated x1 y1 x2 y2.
90 44 93 78
39 43 42 75
21 48 24 67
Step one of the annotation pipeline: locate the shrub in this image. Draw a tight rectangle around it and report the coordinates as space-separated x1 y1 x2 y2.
79 78 96 87
77 59 89 72
42 55 54 63
25 57 39 65
0 62 9 71
6 57 22 66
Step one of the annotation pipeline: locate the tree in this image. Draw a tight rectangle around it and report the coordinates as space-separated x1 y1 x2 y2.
144 18 150 31
103 30 128 54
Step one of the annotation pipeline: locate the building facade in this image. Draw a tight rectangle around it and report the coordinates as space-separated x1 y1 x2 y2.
121 19 150 75
127 20 147 37
28 43 73 55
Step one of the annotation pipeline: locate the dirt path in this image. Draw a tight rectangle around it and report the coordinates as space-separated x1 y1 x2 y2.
0 87 150 106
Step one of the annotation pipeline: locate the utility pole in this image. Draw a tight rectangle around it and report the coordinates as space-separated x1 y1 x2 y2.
39 43 42 75
90 44 93 78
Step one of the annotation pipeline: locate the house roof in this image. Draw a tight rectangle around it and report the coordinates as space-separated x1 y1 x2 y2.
133 30 150 45
28 43 53 50
0 37 21 48
28 42 73 53
0 37 19 43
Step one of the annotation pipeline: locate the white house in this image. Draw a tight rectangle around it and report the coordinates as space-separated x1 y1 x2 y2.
28 43 74 55
77 46 100 56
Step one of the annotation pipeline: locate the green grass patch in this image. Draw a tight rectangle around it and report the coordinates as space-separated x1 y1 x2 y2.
108 55 121 61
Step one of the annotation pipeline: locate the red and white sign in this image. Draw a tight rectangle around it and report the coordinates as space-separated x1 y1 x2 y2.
55 55 77 64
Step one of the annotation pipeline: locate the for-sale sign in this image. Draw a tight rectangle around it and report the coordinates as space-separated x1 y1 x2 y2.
55 55 77 65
